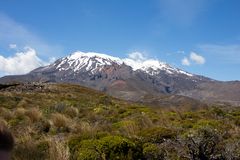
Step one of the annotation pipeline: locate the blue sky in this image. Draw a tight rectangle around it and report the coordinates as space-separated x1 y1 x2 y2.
0 0 240 80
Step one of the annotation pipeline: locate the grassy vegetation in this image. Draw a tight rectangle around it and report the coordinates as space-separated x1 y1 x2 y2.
0 83 240 159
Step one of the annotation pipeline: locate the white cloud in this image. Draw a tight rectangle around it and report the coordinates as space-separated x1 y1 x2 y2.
122 52 167 71
9 44 17 49
181 51 205 66
0 13 62 57
123 52 147 70
49 57 57 63
0 47 49 75
181 57 191 66
127 52 146 61
190 52 205 64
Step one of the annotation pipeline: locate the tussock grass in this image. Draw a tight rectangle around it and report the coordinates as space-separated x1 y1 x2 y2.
25 108 42 123
51 113 70 129
64 106 79 118
0 107 14 120
49 138 70 160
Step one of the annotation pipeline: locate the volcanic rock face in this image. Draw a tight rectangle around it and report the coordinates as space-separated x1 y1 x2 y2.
1 51 240 105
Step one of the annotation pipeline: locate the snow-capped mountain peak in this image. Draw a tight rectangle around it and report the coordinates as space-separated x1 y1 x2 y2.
53 51 193 76
68 51 122 63
54 51 122 73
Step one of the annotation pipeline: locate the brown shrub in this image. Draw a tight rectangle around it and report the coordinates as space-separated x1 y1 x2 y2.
14 108 26 118
51 113 70 129
0 107 13 120
49 138 70 160
25 108 42 123
64 106 79 118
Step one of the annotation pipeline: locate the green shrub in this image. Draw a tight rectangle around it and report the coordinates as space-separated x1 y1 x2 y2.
211 107 226 117
193 119 222 129
139 127 177 143
99 95 112 106
143 143 165 160
231 110 240 117
75 140 101 160
97 136 139 159
181 120 194 129
183 111 199 119
8 118 25 127
70 136 142 160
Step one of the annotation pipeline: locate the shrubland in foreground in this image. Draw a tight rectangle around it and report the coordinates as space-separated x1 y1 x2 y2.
0 83 239 159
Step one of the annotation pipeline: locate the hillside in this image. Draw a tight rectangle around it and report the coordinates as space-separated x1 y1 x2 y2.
180 81 240 106
0 83 240 159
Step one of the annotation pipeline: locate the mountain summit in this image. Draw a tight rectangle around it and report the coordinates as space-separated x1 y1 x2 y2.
0 51 240 105
53 51 193 77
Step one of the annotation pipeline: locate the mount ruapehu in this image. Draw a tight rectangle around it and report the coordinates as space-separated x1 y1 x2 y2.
0 51 239 105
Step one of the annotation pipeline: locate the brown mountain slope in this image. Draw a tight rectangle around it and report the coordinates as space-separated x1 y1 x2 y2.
179 81 240 106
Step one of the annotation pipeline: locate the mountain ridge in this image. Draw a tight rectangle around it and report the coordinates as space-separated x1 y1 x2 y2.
51 51 195 77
